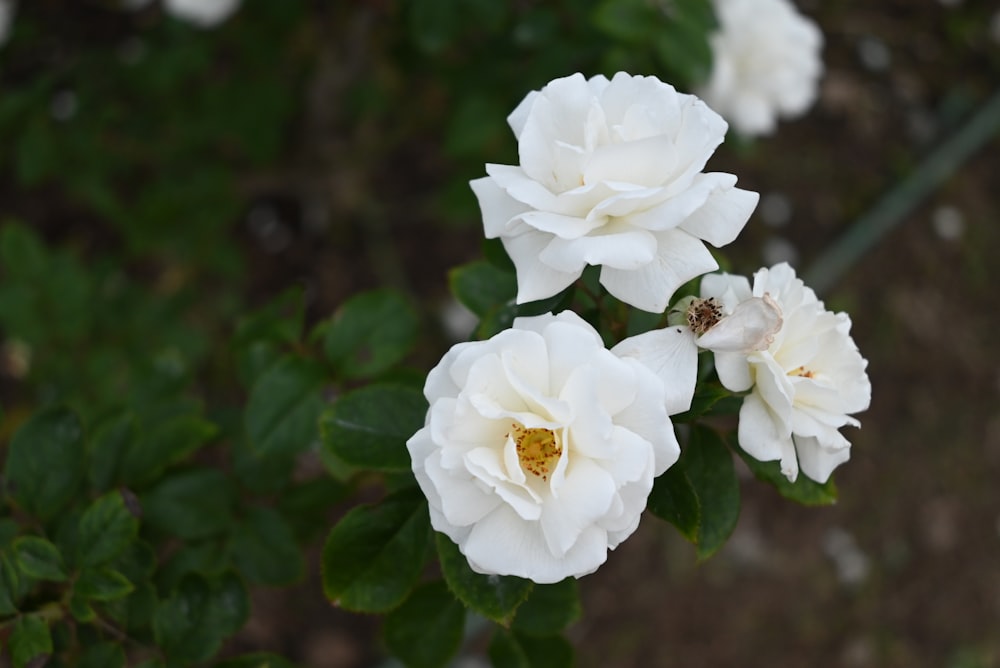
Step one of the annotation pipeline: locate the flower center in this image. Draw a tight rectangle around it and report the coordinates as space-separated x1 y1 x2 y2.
686 297 724 335
790 365 816 379
510 424 562 482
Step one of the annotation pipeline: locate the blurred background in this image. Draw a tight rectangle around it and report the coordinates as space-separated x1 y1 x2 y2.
1 1 998 666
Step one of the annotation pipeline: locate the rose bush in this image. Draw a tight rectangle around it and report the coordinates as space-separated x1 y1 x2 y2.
699 263 871 482
407 311 695 583
470 72 759 313
697 0 824 137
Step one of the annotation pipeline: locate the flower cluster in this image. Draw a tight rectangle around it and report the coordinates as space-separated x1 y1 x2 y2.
410 72 869 583
696 0 824 137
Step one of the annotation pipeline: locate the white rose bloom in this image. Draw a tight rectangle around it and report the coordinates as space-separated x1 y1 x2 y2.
407 311 696 583
0 0 15 47
164 0 240 27
700 263 870 483
470 72 759 314
697 0 824 137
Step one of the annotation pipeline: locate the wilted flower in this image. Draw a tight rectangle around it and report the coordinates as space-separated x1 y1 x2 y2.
407 311 695 583
164 0 240 27
700 263 870 483
697 0 824 137
471 72 759 313
676 290 782 353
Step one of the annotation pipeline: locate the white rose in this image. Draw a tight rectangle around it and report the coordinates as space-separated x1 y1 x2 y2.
700 263 871 483
164 0 240 27
697 0 824 137
0 0 15 47
470 72 759 314
407 311 695 583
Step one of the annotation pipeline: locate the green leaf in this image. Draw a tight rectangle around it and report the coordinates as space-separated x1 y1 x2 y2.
232 288 305 387
12 536 67 582
653 5 714 88
4 406 84 520
684 426 740 560
476 287 575 340
9 615 52 668
671 382 738 423
322 489 430 613
436 532 532 626
96 578 158 633
448 260 517 318
735 443 839 506
228 506 304 586
510 579 580 636
142 468 235 540
244 356 325 457
320 384 427 472
0 223 48 280
86 411 136 491
277 477 350 541
323 288 419 379
110 539 157 584
69 590 96 623
215 654 301 668
157 542 230 591
154 572 249 664
0 553 21 615
489 628 573 668
75 567 134 602
647 464 701 542
592 0 659 42
121 414 217 487
383 580 465 668
76 490 140 567
78 642 126 668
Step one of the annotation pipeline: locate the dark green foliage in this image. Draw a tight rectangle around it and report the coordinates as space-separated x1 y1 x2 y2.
320 384 427 472
383 581 466 668
322 489 431 613
323 289 420 380
436 533 533 626
0 1 839 665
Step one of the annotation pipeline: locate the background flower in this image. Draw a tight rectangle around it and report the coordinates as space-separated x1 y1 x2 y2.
0 0 14 47
471 72 758 313
407 311 689 583
701 263 870 482
697 0 824 137
164 0 240 27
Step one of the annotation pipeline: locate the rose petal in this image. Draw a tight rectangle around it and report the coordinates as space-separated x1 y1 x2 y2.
611 326 698 415
599 228 718 313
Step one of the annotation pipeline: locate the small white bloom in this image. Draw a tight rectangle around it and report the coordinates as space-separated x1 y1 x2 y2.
471 72 759 313
697 0 824 137
0 0 16 47
164 0 240 27
700 263 871 483
407 311 695 583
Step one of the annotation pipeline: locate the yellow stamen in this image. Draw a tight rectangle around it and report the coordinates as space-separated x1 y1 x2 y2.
509 424 562 482
790 365 816 379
